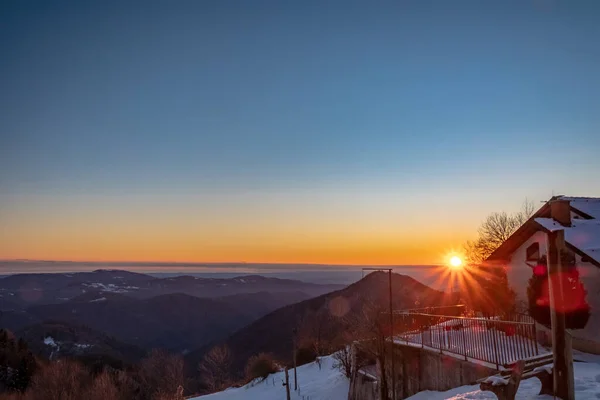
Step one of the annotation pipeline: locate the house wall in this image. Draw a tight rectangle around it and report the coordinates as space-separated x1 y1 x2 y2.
348 372 378 400
386 344 495 399
349 343 496 400
506 230 547 305
505 230 600 354
572 261 600 351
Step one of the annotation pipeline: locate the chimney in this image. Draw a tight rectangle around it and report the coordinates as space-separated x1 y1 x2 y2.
551 199 571 227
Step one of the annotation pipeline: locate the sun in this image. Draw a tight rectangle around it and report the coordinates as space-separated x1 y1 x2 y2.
449 256 463 269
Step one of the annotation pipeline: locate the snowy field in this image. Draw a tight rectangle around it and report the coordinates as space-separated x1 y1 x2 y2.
191 355 349 400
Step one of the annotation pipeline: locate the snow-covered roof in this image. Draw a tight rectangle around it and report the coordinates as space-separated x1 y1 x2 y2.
487 196 600 267
535 211 600 265
562 197 600 220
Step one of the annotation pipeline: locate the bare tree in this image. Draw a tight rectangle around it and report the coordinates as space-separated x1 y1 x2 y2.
244 353 278 382
198 345 233 392
341 301 390 399
137 350 184 400
85 371 120 400
464 199 534 265
462 199 534 314
27 359 89 400
296 309 333 369
332 346 352 379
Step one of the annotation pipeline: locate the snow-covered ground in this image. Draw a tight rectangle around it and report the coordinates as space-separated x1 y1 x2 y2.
191 351 600 400
191 355 349 400
407 357 600 400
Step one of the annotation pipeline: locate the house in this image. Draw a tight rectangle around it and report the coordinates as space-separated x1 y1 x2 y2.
485 196 600 354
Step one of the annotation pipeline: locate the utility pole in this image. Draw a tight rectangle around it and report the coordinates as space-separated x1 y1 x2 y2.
292 328 298 390
546 228 574 400
388 268 396 400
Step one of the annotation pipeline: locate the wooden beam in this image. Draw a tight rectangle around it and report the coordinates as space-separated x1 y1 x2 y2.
546 229 575 400
284 367 291 400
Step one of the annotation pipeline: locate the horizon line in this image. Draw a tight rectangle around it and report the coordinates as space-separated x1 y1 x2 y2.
0 258 440 268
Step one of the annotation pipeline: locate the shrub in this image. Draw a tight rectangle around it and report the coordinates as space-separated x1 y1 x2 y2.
295 347 317 366
137 349 184 400
244 353 278 382
27 359 89 400
198 345 232 392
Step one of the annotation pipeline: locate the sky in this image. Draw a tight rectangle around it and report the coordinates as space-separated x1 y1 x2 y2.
1 0 599 265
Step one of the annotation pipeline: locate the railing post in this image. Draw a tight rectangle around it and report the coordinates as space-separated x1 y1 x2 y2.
491 321 500 369
532 321 539 356
461 323 467 361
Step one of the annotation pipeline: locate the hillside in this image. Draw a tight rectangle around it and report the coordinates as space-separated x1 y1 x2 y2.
1 290 314 352
16 321 146 366
216 291 310 320
186 272 456 379
192 354 348 400
20 293 245 352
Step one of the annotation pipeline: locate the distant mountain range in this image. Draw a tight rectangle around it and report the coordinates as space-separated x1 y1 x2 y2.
0 269 342 355
0 269 342 309
0 269 459 398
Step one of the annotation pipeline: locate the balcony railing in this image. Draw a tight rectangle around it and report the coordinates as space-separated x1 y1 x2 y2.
392 308 542 369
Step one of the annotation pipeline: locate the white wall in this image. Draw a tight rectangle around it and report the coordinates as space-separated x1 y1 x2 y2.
506 230 547 303
505 230 600 349
576 260 600 345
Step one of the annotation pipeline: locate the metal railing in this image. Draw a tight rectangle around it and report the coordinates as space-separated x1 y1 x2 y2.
393 311 540 369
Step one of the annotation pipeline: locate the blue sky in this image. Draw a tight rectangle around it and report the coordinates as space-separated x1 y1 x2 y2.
1 1 599 263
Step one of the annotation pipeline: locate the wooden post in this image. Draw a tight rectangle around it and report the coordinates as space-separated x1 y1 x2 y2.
293 328 298 390
284 367 291 400
546 229 575 400
389 269 396 400
491 323 500 369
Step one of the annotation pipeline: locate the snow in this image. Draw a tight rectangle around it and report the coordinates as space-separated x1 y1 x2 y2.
535 217 600 264
44 336 60 360
82 282 139 293
191 354 349 400
89 297 107 302
532 364 552 374
406 360 600 400
482 375 508 386
75 343 92 349
395 318 548 367
564 197 600 220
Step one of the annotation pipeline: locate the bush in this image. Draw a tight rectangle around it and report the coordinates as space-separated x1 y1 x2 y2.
198 345 232 393
295 347 317 366
27 359 90 399
137 349 184 400
244 353 278 382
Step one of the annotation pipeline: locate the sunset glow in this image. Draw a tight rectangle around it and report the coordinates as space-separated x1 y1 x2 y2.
2 2 600 268
449 256 463 269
